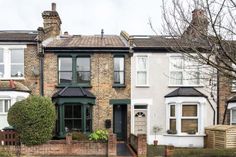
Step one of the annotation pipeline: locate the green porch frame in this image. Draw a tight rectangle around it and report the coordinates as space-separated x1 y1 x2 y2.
55 97 95 138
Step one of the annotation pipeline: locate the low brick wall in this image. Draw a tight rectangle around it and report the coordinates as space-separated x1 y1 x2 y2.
1 134 117 156
130 134 147 157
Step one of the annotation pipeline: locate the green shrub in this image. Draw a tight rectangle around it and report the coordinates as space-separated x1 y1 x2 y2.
0 149 13 157
89 129 108 142
72 131 88 141
7 95 56 146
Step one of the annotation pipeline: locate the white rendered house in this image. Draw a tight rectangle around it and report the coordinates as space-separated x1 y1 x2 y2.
126 34 217 147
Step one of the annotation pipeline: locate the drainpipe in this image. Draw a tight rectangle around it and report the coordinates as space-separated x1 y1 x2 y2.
206 97 216 125
40 47 44 96
37 27 44 96
217 70 220 124
222 102 228 124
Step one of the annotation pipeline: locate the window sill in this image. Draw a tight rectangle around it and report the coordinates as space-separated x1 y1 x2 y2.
168 85 204 88
163 133 205 137
0 77 25 80
0 113 8 116
56 84 92 88
112 84 126 88
231 89 236 93
136 85 150 88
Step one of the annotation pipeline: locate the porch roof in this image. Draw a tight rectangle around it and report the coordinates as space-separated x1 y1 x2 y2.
165 87 207 98
52 87 96 105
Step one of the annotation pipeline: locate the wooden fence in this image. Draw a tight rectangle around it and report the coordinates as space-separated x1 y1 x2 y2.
0 130 19 146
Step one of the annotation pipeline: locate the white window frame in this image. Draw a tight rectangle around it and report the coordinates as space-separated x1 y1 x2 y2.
167 102 200 135
168 103 176 131
181 103 199 133
0 46 26 80
231 64 236 92
0 99 11 114
136 55 149 87
10 48 24 78
230 108 236 125
169 56 200 86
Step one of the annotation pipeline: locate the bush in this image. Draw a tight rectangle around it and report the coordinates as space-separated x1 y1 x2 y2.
71 131 88 141
89 129 108 142
7 95 56 146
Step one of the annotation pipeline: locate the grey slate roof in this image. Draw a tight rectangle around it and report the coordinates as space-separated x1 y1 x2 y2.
52 87 95 98
165 87 207 98
0 30 37 42
227 96 236 103
132 36 209 49
46 35 128 48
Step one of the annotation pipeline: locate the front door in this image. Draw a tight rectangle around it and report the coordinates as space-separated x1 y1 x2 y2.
113 105 127 141
134 109 147 135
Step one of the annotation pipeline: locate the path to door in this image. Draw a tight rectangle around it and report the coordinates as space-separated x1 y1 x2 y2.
117 142 136 157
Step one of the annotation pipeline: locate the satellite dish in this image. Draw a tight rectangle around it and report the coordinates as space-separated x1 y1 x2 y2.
32 66 40 76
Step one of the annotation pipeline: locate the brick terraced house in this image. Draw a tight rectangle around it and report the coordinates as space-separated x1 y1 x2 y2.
0 30 40 129
39 4 131 139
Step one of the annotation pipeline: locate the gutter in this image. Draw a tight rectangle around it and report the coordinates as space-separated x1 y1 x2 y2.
206 97 216 125
44 47 129 53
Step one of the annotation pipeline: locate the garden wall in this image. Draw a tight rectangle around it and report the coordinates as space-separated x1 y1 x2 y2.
130 134 147 157
1 134 117 157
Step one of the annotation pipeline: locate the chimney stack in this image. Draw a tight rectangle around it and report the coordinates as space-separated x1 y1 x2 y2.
42 3 62 39
182 9 209 39
52 3 56 11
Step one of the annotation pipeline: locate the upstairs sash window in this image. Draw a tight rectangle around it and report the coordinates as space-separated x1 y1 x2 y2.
76 57 91 84
114 57 125 85
58 57 72 84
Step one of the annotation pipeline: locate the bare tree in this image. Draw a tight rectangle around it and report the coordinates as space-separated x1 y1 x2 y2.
161 0 236 79
160 0 236 124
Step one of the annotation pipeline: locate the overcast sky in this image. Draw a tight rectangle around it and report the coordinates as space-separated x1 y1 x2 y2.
0 0 163 35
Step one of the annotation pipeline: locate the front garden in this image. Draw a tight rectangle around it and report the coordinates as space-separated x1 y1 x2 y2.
147 145 236 157
0 95 117 156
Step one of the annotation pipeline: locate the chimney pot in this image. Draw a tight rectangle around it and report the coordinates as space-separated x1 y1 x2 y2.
101 29 104 39
52 3 56 11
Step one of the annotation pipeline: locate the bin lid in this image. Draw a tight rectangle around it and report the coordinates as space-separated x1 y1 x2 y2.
2 126 15 130
205 125 236 131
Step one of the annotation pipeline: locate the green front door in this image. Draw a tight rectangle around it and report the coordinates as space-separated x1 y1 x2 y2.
113 105 127 141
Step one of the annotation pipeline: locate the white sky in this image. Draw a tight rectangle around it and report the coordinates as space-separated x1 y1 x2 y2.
0 0 163 35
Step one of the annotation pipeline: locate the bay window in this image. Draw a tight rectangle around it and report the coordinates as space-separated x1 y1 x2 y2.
136 55 148 86
167 103 200 134
169 104 176 131
64 104 92 132
231 109 236 125
181 104 198 133
114 56 125 85
169 56 200 86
